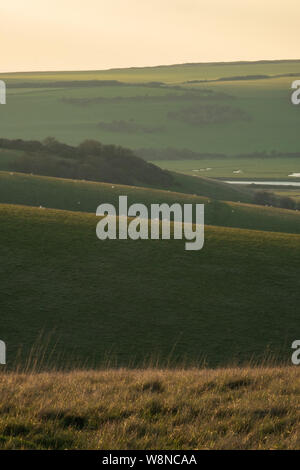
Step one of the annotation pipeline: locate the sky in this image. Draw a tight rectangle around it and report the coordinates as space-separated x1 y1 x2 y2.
1 0 299 73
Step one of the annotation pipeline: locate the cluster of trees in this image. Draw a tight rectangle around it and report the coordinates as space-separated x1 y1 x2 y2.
185 75 269 84
61 91 231 108
0 137 173 187
97 120 164 134
167 104 250 126
253 190 300 211
137 147 227 161
137 147 300 161
239 150 300 159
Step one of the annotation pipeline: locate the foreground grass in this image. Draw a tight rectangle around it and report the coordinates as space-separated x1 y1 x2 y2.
0 367 299 450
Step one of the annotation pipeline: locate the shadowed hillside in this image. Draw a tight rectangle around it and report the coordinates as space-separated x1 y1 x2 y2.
1 203 299 368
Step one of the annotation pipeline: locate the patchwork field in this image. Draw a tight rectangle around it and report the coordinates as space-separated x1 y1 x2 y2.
0 61 299 159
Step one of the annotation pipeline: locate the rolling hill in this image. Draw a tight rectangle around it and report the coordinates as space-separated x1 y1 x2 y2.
0 171 299 234
1 61 300 373
2 60 300 84
0 60 299 158
1 203 299 369
0 137 255 203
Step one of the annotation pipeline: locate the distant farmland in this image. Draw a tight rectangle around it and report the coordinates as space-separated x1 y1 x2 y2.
0 60 299 159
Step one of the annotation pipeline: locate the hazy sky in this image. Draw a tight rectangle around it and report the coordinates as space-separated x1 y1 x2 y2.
1 0 299 72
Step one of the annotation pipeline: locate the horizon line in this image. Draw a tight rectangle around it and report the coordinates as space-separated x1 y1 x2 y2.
1 58 300 76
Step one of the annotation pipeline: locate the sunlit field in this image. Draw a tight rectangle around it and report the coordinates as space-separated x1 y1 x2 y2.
0 366 300 450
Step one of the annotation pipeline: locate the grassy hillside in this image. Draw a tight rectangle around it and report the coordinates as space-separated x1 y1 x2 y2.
1 203 299 368
0 139 254 203
0 138 255 202
0 172 299 234
168 172 254 202
0 367 300 450
0 61 299 156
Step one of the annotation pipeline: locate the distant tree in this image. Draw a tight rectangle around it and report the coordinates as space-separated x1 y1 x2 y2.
278 196 296 210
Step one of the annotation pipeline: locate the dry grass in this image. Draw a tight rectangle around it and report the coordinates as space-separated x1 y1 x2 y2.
0 367 300 450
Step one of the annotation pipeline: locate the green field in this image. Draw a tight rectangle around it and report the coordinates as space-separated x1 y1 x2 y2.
153 158 300 180
1 203 300 368
1 60 300 371
0 171 299 234
0 61 299 158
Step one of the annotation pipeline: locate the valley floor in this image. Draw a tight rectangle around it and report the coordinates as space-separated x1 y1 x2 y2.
0 366 299 450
